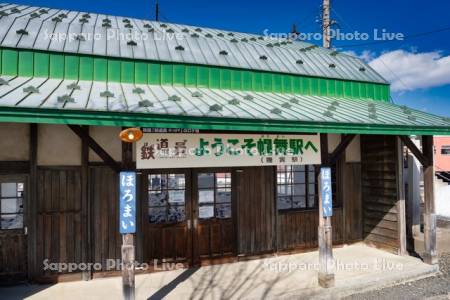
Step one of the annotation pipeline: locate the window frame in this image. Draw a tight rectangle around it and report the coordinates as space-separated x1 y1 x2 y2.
441 145 450 155
275 165 339 213
147 172 187 224
197 171 232 220
0 175 26 231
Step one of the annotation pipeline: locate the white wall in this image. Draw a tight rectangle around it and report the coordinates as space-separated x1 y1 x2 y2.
37 124 81 165
327 134 341 153
0 123 29 161
346 135 361 163
436 178 450 218
88 126 122 162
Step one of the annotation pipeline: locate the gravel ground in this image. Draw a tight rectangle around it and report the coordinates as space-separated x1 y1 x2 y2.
344 253 450 300
345 219 450 300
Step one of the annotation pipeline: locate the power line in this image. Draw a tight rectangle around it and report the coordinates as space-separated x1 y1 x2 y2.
330 7 413 97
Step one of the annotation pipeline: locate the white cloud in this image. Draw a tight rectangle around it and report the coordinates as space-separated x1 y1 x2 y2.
342 50 376 63
367 50 450 92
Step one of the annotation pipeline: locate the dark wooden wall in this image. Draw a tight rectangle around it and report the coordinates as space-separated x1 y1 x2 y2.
36 168 83 277
277 208 344 251
90 166 121 271
236 167 276 255
0 230 27 281
361 135 400 253
343 163 363 242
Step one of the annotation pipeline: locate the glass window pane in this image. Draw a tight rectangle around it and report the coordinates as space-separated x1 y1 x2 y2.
277 197 291 210
149 175 164 190
293 172 306 184
277 172 287 185
168 190 185 204
168 205 185 222
1 214 23 229
216 173 231 187
277 184 292 196
1 183 16 198
198 190 214 204
198 173 214 189
216 188 231 203
293 165 305 172
199 204 214 219
1 198 22 214
149 207 166 224
17 183 24 197
307 195 316 208
293 184 306 196
168 174 185 189
293 196 306 208
215 203 231 219
149 191 167 207
277 165 288 173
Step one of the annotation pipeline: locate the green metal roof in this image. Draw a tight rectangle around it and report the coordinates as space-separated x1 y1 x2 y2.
0 2 386 84
0 76 449 135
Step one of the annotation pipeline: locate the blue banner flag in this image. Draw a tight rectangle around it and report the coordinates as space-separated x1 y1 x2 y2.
119 172 136 234
321 167 333 217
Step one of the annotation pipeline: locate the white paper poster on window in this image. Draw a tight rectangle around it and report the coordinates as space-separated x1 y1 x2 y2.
137 133 321 169
199 205 214 219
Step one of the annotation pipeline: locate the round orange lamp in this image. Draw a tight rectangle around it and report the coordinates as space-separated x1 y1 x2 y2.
119 127 143 143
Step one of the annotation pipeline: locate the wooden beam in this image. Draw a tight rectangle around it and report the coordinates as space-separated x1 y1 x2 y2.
328 134 356 166
399 136 429 167
320 133 329 166
122 131 134 171
68 125 121 173
395 137 407 256
422 135 437 264
81 126 91 281
28 123 38 280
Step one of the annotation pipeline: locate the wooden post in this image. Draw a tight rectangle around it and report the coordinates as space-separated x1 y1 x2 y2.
407 154 421 238
318 173 334 288
81 126 91 281
28 124 38 280
122 233 135 300
422 136 438 265
396 137 407 256
318 134 334 288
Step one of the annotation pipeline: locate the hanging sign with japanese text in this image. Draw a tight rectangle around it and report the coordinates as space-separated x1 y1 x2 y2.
137 133 321 169
320 167 333 217
119 172 136 234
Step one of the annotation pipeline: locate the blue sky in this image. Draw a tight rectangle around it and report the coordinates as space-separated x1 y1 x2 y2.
9 0 450 117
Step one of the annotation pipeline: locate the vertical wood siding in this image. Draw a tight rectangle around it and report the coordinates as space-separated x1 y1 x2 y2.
361 135 400 253
90 166 121 270
236 167 276 255
343 163 363 242
36 168 82 277
277 208 344 251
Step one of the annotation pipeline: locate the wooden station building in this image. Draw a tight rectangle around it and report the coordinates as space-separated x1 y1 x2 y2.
0 2 448 284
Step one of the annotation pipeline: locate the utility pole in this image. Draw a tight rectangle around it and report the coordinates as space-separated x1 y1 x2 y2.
155 0 159 22
322 0 331 48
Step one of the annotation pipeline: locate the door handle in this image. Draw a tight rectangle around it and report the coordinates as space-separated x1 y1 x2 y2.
24 226 28 235
193 219 198 229
187 219 191 230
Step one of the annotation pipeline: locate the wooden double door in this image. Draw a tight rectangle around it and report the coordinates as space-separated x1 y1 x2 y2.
142 168 236 266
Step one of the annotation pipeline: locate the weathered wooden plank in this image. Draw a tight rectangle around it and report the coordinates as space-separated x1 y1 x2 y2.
396 137 407 256
361 135 400 253
422 135 437 264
